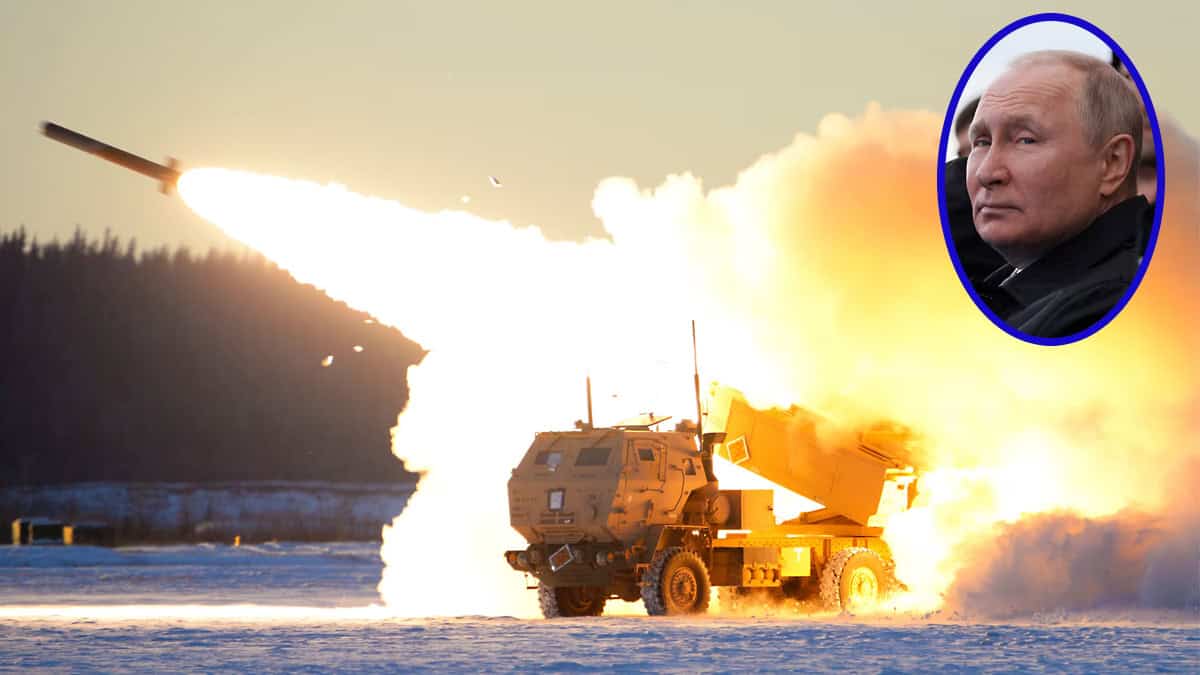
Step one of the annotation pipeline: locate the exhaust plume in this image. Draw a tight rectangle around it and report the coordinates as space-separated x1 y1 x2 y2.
176 104 1200 618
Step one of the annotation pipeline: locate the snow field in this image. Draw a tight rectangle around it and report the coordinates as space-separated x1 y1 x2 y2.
0 543 1195 672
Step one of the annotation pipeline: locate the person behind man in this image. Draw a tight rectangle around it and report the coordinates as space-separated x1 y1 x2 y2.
946 96 1006 284
954 97 980 158
965 50 1150 339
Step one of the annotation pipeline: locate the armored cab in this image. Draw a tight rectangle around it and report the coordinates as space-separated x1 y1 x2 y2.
508 427 709 547
506 422 713 615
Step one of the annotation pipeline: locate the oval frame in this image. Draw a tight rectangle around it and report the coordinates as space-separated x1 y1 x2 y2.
937 12 1165 346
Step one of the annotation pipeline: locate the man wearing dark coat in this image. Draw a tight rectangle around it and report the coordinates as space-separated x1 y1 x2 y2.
957 50 1149 339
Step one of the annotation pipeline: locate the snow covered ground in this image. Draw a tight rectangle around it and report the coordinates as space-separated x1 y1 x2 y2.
0 543 1196 672
0 542 381 606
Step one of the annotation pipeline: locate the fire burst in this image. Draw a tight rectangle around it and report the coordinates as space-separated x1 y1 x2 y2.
177 104 1200 618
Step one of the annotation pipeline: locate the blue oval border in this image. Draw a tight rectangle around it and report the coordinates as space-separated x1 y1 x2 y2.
937 12 1165 346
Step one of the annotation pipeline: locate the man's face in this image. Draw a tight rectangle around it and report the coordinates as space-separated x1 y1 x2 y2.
966 64 1106 266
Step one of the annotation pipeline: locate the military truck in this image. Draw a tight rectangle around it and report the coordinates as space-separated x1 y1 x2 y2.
504 387 919 617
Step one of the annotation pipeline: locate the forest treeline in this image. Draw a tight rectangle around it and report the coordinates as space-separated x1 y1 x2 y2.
0 228 422 486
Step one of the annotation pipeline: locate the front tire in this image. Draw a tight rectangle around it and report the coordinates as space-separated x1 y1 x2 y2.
641 547 711 616
819 547 888 612
538 583 607 618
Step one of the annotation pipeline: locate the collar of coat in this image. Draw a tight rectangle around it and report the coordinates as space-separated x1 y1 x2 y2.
982 194 1150 310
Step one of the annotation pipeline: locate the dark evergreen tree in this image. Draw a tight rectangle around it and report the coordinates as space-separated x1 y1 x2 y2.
0 228 421 485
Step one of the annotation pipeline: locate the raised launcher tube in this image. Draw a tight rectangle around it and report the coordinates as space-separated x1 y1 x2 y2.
707 387 919 526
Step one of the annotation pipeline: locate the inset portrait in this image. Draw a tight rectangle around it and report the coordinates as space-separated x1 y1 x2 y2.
940 15 1162 344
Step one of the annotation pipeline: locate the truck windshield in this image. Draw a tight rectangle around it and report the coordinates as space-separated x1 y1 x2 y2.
575 447 611 466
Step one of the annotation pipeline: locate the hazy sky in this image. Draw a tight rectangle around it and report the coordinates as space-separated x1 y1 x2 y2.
956 21 1110 107
2 1 1196 252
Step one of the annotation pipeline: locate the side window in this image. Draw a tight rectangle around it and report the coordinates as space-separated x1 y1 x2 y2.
637 447 656 462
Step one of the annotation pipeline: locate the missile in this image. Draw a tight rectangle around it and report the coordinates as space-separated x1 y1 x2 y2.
41 122 181 195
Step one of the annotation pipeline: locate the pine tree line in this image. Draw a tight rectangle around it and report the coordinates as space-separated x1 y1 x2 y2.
0 228 421 485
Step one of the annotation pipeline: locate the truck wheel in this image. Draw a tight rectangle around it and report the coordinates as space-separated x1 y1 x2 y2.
538 583 607 618
641 547 711 616
819 547 887 613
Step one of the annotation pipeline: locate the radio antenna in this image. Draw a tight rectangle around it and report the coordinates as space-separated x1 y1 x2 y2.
691 320 703 442
586 374 595 430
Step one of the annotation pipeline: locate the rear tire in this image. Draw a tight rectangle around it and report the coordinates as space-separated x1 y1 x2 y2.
819 547 888 613
641 547 711 616
538 583 607 618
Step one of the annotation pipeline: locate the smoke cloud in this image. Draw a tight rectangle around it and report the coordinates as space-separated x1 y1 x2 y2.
944 452 1200 617
178 103 1200 618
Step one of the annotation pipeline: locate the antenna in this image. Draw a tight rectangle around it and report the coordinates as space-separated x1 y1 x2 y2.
691 320 720 485
692 320 703 442
586 375 595 430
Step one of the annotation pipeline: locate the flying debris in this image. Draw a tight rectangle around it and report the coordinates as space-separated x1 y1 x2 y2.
488 176 502 188
461 195 472 204
321 355 334 367
41 122 181 195
353 345 364 353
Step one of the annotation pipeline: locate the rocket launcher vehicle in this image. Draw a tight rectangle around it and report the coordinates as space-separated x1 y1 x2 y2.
505 383 923 617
